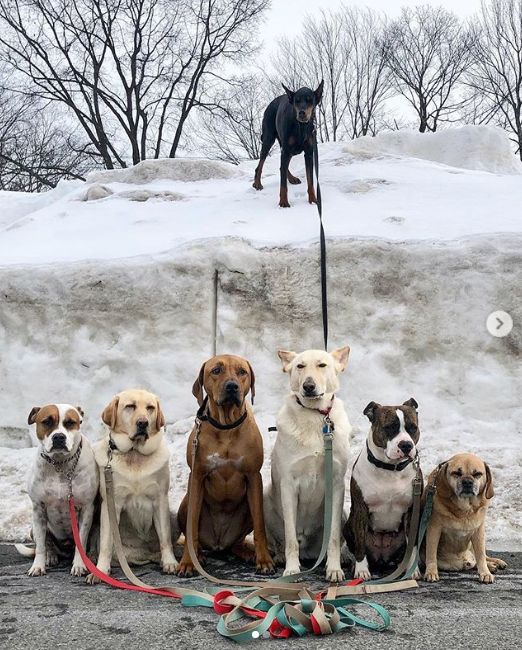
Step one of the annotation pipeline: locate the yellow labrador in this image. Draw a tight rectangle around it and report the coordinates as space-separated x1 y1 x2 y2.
424 453 507 584
87 389 177 583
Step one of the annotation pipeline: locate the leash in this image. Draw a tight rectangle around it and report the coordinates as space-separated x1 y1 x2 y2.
312 132 328 351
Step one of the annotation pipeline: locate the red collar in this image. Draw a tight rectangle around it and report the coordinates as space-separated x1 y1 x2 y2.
295 395 334 416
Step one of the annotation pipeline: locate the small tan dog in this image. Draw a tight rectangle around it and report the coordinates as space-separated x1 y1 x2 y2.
87 389 178 583
424 453 506 584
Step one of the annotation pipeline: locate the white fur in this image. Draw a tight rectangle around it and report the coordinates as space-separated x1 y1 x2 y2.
264 349 351 582
21 406 98 577
385 409 415 460
89 428 178 579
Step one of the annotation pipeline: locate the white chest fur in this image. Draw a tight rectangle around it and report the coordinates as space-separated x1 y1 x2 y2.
353 454 415 532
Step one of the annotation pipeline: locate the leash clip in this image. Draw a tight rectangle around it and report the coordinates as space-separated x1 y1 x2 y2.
322 415 334 439
106 440 113 470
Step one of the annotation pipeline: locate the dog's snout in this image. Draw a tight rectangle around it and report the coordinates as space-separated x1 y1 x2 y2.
225 380 239 393
298 110 306 118
136 418 148 430
52 432 67 448
303 378 316 395
461 477 474 489
397 440 414 454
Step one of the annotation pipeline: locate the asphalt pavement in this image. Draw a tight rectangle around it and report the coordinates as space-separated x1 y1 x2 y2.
1 545 520 650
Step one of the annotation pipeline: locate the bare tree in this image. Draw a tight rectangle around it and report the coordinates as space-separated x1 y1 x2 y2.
467 0 522 158
195 74 268 163
0 0 268 168
384 5 474 132
342 7 392 138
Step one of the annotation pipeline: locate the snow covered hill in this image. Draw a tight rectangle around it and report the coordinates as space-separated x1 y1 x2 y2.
0 125 520 550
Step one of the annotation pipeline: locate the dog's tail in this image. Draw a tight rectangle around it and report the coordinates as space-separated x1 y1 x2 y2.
14 543 36 557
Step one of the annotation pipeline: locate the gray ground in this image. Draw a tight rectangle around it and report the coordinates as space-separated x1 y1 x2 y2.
0 545 520 650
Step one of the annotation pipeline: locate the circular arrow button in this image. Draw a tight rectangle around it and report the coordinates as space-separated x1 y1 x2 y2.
486 310 513 338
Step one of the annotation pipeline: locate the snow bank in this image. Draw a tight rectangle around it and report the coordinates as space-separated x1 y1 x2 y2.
1 236 520 549
86 157 244 184
345 126 522 174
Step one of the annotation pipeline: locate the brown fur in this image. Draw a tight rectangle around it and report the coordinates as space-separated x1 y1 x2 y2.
423 453 506 584
177 354 273 577
28 405 82 440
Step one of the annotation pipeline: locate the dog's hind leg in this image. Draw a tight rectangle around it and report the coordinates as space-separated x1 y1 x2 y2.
279 149 292 207
253 137 275 191
304 147 317 204
287 169 301 184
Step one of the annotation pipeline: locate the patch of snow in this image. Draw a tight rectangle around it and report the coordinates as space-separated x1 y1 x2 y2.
345 126 522 174
86 157 244 184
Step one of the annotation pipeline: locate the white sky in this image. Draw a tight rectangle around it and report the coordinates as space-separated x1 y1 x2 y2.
261 0 481 44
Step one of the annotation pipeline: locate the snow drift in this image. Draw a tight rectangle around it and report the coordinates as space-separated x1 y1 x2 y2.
345 125 522 174
0 126 521 550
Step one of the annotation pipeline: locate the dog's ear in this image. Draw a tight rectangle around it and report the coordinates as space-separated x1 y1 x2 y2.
402 397 418 410
28 406 41 425
484 462 494 500
363 401 380 422
155 397 166 431
314 79 324 104
278 350 296 373
101 396 119 430
330 346 350 373
247 362 256 405
435 462 453 500
192 362 206 407
76 406 84 419
282 83 295 103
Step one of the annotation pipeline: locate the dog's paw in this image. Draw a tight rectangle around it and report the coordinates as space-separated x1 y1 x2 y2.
479 571 495 584
256 555 275 575
252 180 263 191
424 568 440 582
162 562 178 575
279 199 291 208
283 563 301 577
86 566 110 584
354 568 372 581
288 176 301 185
326 567 345 583
487 557 507 572
28 563 46 577
411 567 422 580
70 563 88 577
308 192 317 204
176 560 195 578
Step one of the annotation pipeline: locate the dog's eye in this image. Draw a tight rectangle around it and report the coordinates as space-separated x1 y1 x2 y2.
451 471 462 478
237 368 247 376
318 363 327 368
43 417 54 427
296 363 305 369
125 404 136 410
146 405 155 412
472 471 483 478
211 367 221 375
406 424 418 434
63 419 75 428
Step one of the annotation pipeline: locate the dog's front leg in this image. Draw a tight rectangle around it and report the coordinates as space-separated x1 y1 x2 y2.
279 149 291 207
71 501 94 577
423 520 442 582
28 502 47 576
86 497 120 584
325 482 345 583
304 147 317 204
280 479 300 576
471 522 494 583
177 471 204 577
153 494 178 574
246 472 274 574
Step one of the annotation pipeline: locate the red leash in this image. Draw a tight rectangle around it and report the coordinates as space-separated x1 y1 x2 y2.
68 496 180 598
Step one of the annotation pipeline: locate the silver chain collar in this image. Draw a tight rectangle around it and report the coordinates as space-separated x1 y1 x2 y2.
41 438 83 498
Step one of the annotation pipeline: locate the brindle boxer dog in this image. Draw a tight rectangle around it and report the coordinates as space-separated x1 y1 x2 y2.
177 355 274 576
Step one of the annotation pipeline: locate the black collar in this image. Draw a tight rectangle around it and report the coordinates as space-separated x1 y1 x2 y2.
366 442 415 472
295 395 334 416
196 396 248 431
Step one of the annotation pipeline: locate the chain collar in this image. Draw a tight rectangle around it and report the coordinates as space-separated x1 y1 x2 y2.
41 438 83 497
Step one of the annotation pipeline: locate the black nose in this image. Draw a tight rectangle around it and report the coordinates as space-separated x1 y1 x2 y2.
136 418 148 432
398 440 414 454
461 478 474 489
225 381 239 393
298 110 306 119
303 379 316 395
52 432 67 449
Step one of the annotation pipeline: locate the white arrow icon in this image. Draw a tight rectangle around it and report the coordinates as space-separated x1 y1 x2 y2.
487 311 513 338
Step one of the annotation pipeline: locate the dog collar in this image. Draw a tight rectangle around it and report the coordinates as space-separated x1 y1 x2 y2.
366 442 415 472
295 395 334 416
41 438 83 469
196 396 248 431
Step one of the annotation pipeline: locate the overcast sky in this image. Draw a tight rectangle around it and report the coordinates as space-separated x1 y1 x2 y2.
261 0 481 44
